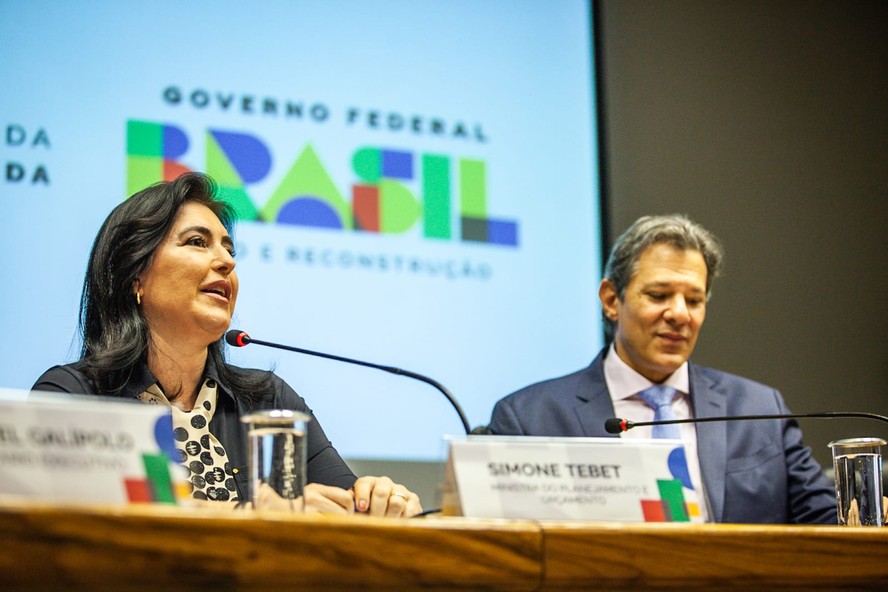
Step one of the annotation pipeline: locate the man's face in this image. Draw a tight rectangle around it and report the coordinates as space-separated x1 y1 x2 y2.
600 243 708 383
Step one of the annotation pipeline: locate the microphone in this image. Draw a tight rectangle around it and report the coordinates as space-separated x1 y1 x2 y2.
605 412 888 434
225 329 472 435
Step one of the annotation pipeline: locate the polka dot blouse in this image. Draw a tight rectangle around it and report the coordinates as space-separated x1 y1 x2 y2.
139 379 239 504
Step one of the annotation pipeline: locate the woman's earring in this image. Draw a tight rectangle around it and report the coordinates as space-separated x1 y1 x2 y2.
136 292 142 305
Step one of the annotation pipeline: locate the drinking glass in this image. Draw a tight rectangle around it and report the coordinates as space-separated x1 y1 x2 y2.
241 409 310 512
828 437 885 526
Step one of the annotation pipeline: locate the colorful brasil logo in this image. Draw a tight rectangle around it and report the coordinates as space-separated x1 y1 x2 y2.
126 120 518 247
125 414 188 504
640 446 701 522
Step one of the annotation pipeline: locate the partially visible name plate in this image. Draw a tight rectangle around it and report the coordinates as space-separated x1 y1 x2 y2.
0 388 186 505
443 436 703 522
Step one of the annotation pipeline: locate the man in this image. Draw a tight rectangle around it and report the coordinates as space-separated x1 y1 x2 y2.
489 214 837 524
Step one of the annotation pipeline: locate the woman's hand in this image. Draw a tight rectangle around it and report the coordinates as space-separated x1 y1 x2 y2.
302 483 357 515
253 482 355 515
351 475 423 518
252 479 423 517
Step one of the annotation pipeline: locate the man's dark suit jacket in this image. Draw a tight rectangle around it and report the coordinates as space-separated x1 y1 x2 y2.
488 348 838 524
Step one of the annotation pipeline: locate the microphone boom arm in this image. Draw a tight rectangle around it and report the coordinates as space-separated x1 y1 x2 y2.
230 332 472 435
606 411 888 434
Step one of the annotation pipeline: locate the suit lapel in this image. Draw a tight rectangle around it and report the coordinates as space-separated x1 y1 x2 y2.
690 362 728 522
570 354 729 519
573 351 619 438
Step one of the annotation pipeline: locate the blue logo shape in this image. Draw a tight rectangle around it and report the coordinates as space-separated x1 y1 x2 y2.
667 446 693 489
153 413 178 462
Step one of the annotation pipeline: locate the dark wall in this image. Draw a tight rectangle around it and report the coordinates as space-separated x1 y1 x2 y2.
598 0 888 468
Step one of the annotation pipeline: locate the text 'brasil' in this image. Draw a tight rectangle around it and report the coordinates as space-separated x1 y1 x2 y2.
126 120 518 248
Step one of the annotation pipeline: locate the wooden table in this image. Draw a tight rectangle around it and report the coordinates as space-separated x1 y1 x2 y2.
1 500 886 590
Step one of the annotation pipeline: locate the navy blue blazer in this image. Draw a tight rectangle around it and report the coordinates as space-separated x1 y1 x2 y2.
489 348 838 524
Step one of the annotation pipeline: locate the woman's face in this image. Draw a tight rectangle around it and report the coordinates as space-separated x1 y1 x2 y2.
137 202 238 348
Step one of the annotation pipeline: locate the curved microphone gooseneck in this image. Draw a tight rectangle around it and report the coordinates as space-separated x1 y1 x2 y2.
605 411 888 435
225 329 472 435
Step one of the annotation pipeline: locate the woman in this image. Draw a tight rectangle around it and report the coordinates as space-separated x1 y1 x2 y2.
33 172 422 517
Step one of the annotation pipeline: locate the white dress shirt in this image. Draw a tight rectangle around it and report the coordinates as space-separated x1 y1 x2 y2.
603 344 711 522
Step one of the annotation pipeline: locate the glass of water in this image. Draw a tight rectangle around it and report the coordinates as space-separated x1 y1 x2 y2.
241 409 310 512
828 437 885 526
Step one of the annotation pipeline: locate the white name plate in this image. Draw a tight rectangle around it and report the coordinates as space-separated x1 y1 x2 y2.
443 436 703 522
0 389 186 505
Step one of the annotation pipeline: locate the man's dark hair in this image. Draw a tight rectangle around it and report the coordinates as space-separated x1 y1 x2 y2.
602 214 724 342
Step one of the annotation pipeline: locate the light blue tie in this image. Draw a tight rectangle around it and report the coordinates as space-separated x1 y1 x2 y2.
638 385 681 439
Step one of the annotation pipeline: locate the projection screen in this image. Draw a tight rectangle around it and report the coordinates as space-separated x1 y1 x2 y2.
0 0 603 461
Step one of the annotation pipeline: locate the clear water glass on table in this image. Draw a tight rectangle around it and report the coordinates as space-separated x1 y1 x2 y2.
241 409 310 512
829 437 885 526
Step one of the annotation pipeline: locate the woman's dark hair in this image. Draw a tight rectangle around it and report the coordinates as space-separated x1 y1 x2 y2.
80 172 271 400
